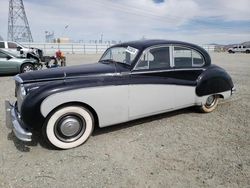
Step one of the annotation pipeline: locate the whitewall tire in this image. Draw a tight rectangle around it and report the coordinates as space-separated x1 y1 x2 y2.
43 106 94 149
200 95 219 113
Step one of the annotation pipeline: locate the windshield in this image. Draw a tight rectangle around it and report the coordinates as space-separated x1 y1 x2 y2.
99 46 139 65
15 42 27 48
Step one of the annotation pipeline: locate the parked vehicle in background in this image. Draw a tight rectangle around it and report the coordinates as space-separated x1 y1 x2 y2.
0 41 43 60
5 39 235 149
0 49 42 74
228 45 250 53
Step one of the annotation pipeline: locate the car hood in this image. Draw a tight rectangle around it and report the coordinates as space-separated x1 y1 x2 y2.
18 63 118 83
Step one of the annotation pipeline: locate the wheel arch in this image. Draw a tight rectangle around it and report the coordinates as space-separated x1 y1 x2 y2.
44 101 100 128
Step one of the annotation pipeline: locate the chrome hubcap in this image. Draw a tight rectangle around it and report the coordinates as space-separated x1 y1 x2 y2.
205 95 216 108
54 115 86 142
60 117 81 137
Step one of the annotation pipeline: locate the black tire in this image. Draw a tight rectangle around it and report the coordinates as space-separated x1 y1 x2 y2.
228 50 234 54
199 95 219 113
42 105 94 149
20 63 35 73
246 50 250 54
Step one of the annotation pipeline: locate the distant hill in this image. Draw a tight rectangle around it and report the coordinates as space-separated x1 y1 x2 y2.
241 41 250 47
213 41 250 52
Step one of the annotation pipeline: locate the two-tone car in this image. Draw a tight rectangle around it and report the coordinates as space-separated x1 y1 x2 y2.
5 40 235 149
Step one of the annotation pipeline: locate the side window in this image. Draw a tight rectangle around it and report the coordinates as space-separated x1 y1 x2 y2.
192 50 204 67
8 42 17 49
0 42 5 48
174 47 192 68
174 47 204 68
136 47 170 70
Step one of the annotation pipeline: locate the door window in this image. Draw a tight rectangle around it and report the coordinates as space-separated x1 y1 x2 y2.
135 47 170 70
8 42 17 49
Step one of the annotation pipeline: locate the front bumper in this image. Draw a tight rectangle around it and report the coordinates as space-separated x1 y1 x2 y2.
5 101 32 142
231 87 236 95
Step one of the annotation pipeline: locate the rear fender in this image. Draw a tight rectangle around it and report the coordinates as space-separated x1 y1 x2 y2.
196 65 233 97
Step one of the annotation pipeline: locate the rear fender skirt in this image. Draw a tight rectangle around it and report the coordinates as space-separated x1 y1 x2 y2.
196 65 234 96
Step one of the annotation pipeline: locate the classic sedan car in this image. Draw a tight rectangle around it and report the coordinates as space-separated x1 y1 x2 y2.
0 49 41 74
5 40 235 149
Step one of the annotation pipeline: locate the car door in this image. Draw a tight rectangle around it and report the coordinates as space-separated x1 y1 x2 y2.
129 46 175 120
172 46 205 108
0 51 17 74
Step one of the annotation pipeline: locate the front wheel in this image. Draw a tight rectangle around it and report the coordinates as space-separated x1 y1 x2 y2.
20 63 34 73
43 106 94 149
199 95 219 113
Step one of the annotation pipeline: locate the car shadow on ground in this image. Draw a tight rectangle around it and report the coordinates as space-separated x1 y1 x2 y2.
0 73 17 77
93 107 195 136
7 107 196 152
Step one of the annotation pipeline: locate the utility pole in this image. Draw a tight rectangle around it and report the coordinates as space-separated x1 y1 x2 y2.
8 0 33 42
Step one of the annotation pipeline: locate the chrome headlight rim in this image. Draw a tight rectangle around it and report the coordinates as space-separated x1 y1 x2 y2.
20 84 27 99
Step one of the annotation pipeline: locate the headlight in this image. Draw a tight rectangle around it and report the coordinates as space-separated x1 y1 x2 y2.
20 84 27 99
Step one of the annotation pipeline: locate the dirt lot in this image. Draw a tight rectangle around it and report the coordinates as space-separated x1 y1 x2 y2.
0 52 249 188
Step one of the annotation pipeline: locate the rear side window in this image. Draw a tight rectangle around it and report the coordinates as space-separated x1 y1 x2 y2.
174 47 204 68
0 42 4 48
8 42 17 49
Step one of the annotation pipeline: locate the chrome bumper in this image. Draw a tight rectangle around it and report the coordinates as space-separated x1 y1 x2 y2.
5 101 32 142
231 87 236 95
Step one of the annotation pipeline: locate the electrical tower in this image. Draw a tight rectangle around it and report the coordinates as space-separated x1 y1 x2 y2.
8 0 33 42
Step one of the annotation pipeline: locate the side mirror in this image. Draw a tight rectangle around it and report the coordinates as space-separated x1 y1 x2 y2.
7 56 12 60
17 46 22 51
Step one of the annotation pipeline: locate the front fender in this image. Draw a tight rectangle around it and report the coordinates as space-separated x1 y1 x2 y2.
20 80 66 130
196 65 234 97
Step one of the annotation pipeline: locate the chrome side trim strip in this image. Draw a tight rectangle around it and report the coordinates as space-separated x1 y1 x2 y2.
131 68 205 75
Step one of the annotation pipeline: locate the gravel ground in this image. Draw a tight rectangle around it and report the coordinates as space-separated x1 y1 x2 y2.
0 52 249 188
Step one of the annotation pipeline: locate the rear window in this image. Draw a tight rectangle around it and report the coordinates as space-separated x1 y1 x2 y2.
0 42 4 48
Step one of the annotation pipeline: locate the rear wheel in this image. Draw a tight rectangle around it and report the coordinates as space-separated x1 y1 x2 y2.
200 95 219 113
42 106 94 149
246 50 250 54
20 63 34 73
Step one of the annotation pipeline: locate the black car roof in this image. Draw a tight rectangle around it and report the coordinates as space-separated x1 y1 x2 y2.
113 39 201 50
112 39 211 65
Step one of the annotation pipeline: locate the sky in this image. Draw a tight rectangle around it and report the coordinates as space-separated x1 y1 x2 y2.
0 0 250 44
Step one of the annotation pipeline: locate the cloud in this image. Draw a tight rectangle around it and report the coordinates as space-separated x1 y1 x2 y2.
0 0 249 44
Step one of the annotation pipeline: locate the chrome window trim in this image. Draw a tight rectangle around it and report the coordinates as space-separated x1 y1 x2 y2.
133 44 171 71
170 45 174 68
173 45 205 68
131 68 205 75
133 44 206 72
